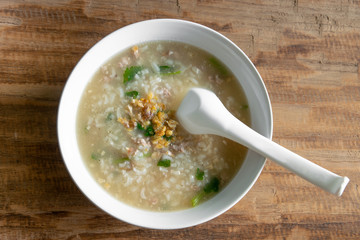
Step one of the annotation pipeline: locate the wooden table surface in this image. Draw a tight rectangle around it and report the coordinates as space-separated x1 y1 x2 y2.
1 0 359 239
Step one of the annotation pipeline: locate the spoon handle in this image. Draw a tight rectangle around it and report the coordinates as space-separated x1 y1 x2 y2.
223 115 349 196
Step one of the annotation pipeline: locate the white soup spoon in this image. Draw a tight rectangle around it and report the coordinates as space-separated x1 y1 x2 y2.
176 88 349 196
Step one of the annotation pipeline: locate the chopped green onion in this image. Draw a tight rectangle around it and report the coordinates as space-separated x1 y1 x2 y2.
106 112 115 121
241 104 248 109
165 70 181 75
159 65 181 75
144 125 155 137
191 191 206 207
204 177 220 193
123 66 142 84
138 123 155 137
163 135 173 141
159 65 172 72
196 168 205 180
114 157 130 164
91 153 99 160
125 91 139 99
157 159 171 167
191 177 220 207
137 122 145 130
209 57 228 76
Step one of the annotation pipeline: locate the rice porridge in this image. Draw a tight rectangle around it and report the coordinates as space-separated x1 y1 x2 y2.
76 41 250 211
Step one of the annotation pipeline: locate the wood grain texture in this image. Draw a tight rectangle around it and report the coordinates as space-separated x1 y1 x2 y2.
0 0 359 239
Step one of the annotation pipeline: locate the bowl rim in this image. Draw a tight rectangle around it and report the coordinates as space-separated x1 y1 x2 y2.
57 18 273 229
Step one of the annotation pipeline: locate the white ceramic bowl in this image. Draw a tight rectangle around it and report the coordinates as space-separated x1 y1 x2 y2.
57 19 273 229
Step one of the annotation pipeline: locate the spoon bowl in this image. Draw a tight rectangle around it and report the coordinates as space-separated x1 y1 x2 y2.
177 88 350 196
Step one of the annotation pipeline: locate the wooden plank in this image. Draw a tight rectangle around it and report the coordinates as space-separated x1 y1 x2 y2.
0 0 359 239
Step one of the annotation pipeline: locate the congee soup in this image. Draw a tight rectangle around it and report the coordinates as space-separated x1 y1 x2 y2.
77 41 250 211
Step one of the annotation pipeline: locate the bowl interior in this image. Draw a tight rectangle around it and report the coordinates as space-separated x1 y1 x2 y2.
57 19 273 229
